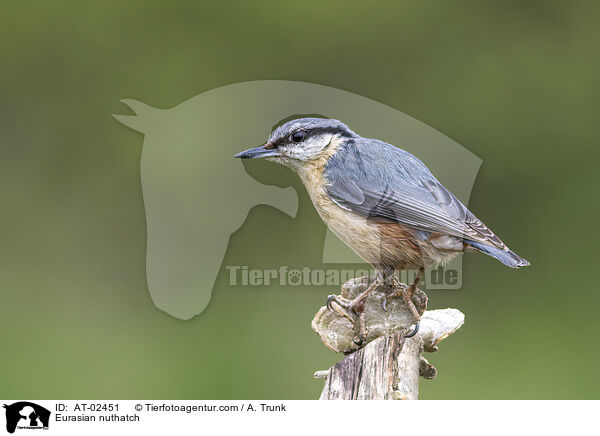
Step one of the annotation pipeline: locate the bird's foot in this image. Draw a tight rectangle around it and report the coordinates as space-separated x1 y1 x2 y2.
326 294 369 345
326 278 383 346
326 294 355 323
383 277 421 338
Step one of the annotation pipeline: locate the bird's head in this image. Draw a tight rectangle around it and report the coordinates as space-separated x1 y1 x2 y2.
234 117 356 170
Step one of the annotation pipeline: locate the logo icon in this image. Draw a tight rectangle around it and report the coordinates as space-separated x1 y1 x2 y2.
3 402 50 434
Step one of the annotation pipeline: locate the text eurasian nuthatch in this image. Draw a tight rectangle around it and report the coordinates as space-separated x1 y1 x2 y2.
235 118 529 342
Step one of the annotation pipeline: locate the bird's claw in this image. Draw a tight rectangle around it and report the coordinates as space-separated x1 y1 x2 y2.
404 320 420 338
326 294 337 312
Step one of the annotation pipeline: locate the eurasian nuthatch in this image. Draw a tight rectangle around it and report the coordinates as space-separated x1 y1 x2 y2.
235 118 529 342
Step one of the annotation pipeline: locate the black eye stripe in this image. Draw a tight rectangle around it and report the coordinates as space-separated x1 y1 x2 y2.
272 126 352 147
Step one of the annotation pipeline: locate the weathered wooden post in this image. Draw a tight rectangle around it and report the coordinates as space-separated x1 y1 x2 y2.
312 276 464 400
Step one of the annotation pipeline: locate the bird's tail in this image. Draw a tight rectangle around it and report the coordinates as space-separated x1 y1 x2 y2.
465 240 530 268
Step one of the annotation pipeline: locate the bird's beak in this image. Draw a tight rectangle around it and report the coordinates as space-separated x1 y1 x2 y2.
234 143 281 159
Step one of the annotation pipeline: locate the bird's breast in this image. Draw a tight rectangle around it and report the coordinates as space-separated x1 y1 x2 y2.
296 166 416 267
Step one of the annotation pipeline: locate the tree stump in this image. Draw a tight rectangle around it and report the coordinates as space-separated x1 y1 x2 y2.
312 276 464 400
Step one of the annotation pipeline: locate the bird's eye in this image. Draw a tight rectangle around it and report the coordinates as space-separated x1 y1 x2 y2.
291 131 305 143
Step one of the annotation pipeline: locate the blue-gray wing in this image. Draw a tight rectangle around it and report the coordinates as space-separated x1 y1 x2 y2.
324 138 506 249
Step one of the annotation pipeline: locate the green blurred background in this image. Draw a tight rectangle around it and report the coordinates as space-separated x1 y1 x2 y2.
1 0 598 399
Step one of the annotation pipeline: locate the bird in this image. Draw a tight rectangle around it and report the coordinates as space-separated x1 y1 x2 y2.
235 117 529 343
